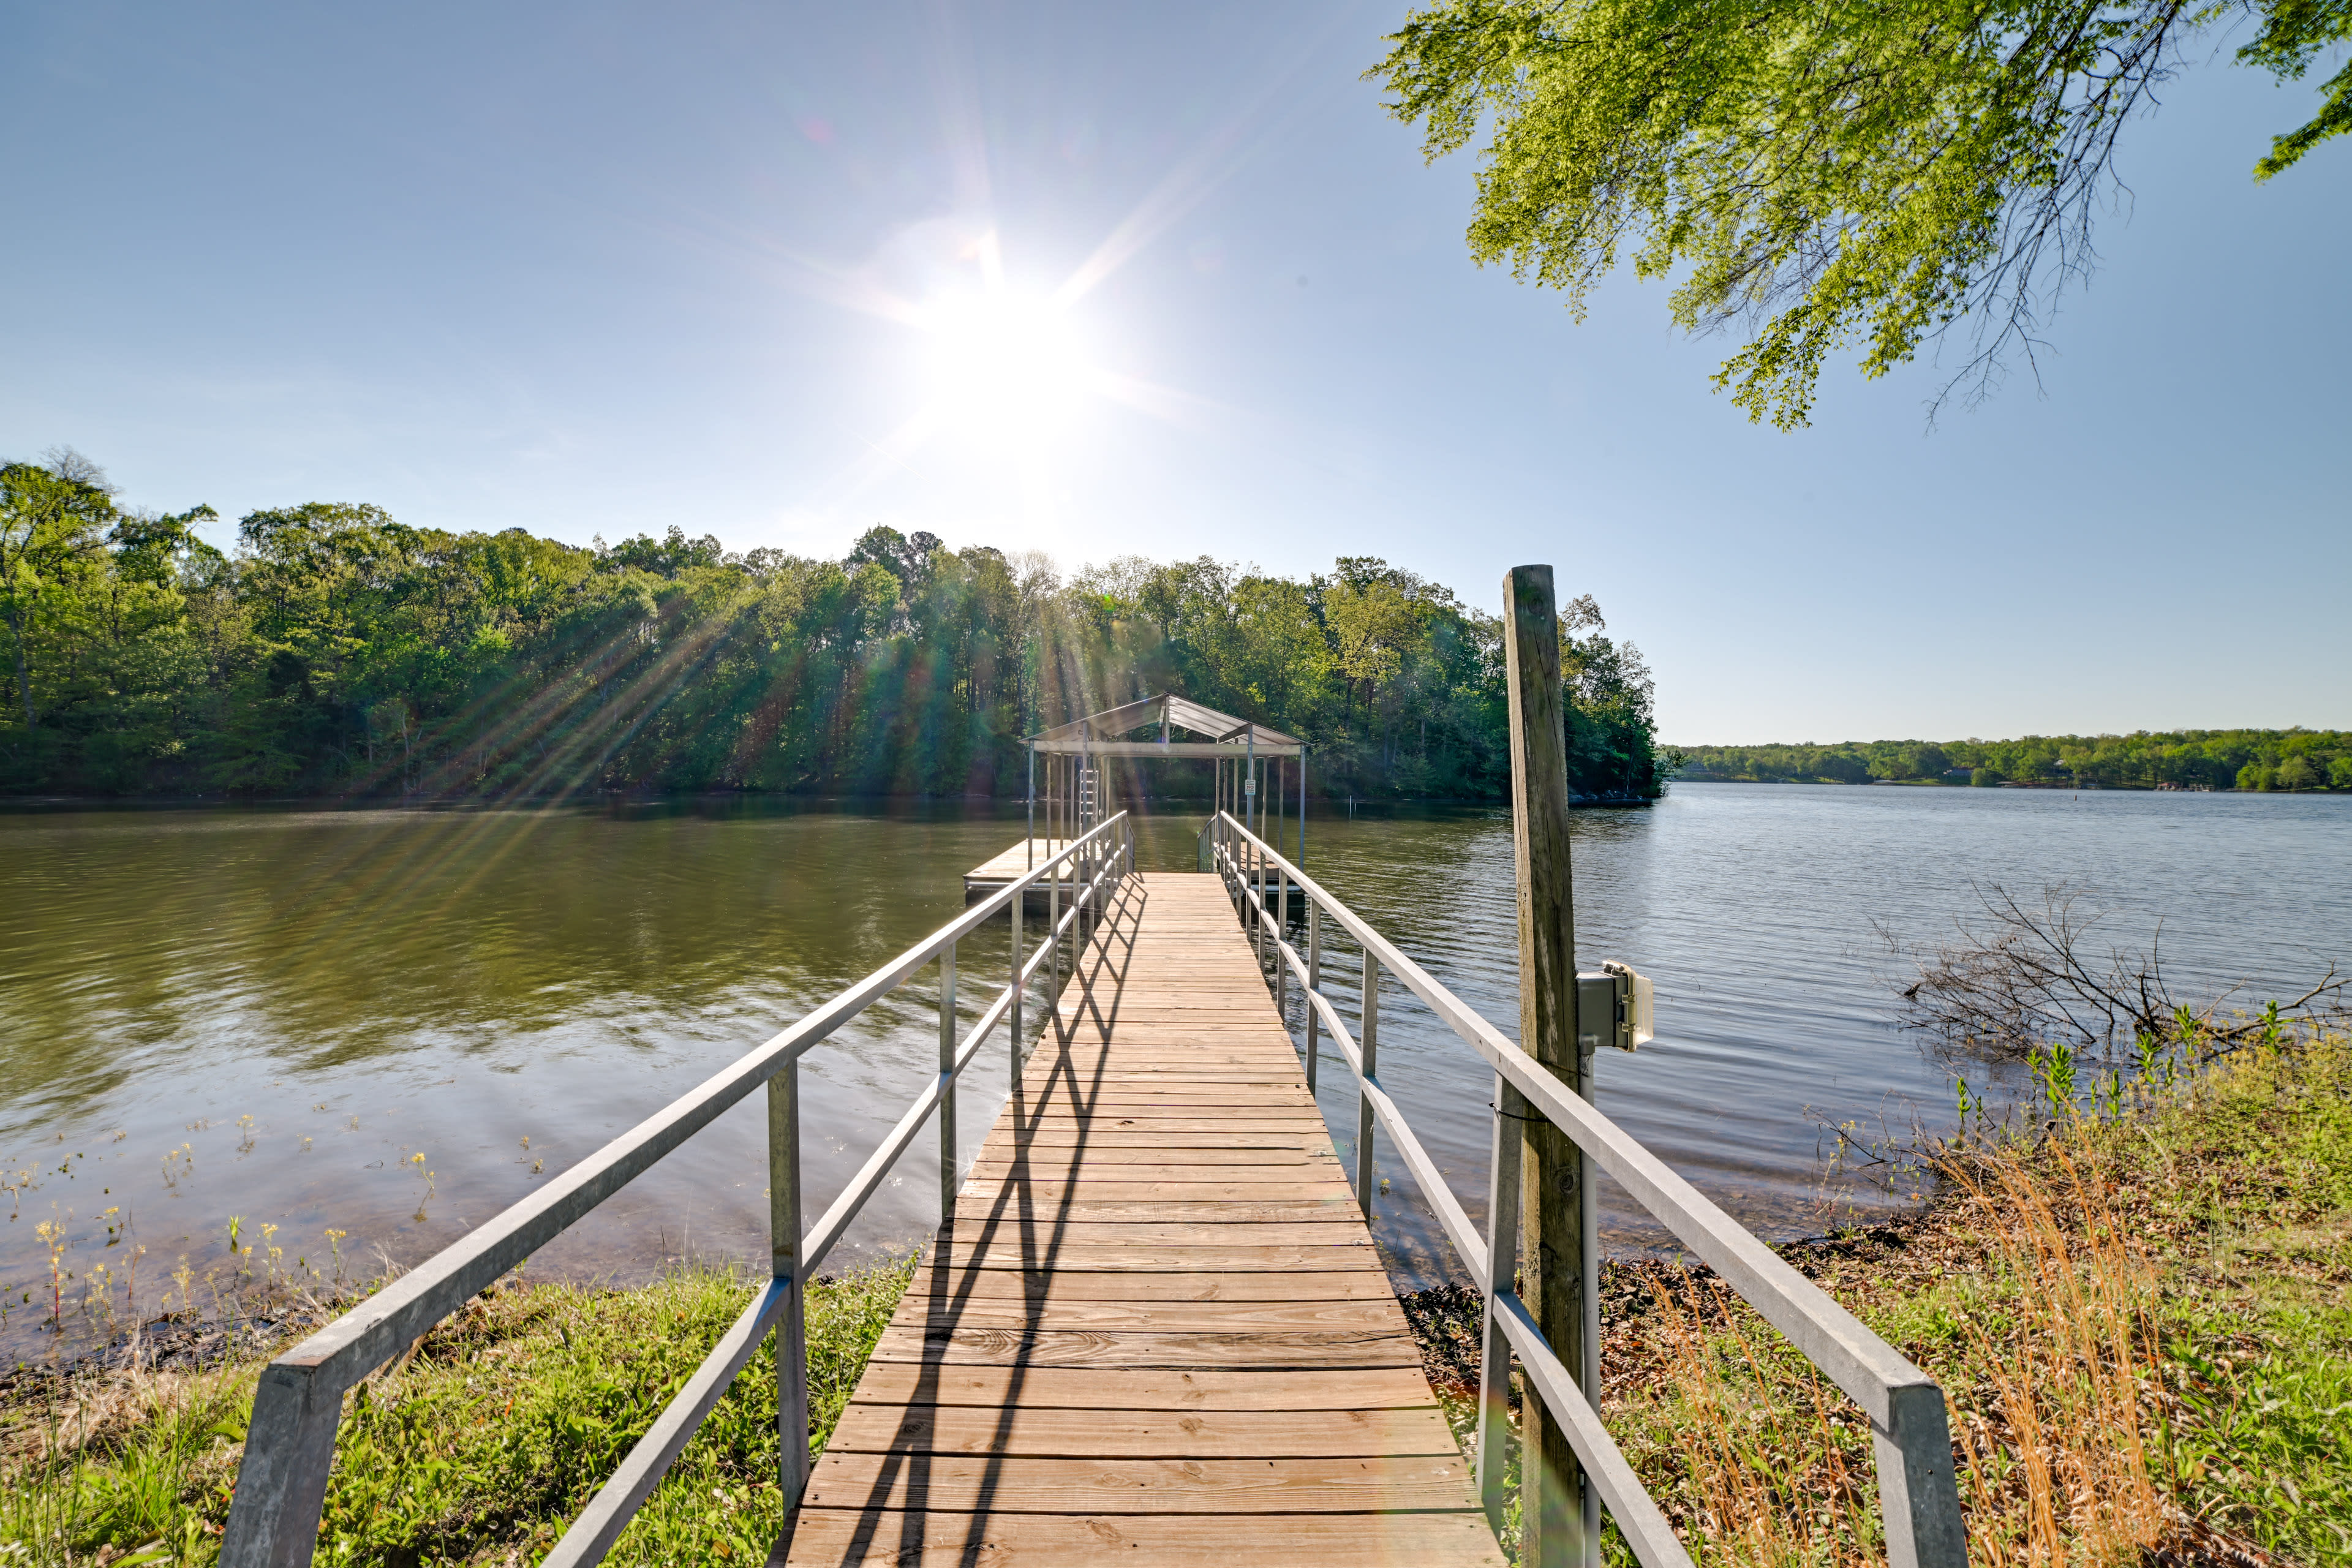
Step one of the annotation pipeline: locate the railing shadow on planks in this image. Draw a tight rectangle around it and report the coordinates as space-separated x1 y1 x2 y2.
218 815 1137 1568
1205 810 1967 1568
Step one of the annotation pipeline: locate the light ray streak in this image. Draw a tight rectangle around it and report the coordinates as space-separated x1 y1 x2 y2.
263 600 756 965
1089 370 1259 439
1052 12 1353 309
803 405 944 513
924 0 996 227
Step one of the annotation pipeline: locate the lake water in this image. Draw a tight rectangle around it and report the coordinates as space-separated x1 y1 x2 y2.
4 786 2345 1362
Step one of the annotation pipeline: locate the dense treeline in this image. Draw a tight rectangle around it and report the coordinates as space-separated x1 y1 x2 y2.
1679 731 2352 791
0 453 1669 803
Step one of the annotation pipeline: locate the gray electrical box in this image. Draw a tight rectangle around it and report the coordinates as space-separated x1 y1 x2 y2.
1576 962 1655 1052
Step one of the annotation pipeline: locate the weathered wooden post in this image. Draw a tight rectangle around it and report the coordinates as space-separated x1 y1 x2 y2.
1502 564 1592 1568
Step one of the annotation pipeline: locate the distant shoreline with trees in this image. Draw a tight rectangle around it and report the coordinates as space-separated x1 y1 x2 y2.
1 451 1672 806
1675 732 2352 793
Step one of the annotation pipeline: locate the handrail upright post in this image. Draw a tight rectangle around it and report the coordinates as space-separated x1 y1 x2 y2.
1578 1033 1602 1563
1009 891 1023 1094
768 1062 809 1507
1276 850 1289 1012
1251 838 1263 968
1242 842 1261 963
217 1365 341 1564
1476 1071 1526 1532
938 941 957 1223
1048 860 1061 1038
1355 948 1378 1218
1304 900 1320 1094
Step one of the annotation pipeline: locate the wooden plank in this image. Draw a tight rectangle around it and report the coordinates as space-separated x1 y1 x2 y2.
913 1244 1384 1273
864 1325 1420 1370
822 1403 1462 1459
962 1172 1346 1191
930 1221 1369 1247
959 1180 1354 1203
987 1129 1317 1147
786 1509 1506 1567
967 1149 1313 1170
1003 1114 1332 1128
1014 1085 1317 1102
839 1362 1443 1411
948 1210 1362 1229
802 1451 1479 1514
909 1271 1402 1303
1019 1063 1308 1079
886 1298 1414 1334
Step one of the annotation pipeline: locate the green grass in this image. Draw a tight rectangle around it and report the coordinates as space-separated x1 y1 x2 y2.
0 1259 911 1566
2142 1037 2352 1561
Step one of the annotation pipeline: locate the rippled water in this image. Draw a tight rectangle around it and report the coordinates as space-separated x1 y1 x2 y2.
2 787 2343 1361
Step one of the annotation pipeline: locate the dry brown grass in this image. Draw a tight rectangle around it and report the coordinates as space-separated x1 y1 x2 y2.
1575 1035 2349 1566
1939 1144 2164 1565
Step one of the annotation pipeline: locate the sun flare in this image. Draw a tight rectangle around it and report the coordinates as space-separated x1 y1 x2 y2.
921 293 1093 444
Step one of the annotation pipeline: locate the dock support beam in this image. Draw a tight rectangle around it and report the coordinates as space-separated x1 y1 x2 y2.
1504 564 1596 1568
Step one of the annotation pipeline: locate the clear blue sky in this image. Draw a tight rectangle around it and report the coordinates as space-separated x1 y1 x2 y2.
6 1 2346 744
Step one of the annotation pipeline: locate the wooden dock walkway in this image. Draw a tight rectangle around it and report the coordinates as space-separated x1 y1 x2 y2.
788 871 1504 1566
961 837 1080 902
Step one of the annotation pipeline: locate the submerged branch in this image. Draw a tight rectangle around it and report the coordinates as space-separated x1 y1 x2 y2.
1882 881 2348 1057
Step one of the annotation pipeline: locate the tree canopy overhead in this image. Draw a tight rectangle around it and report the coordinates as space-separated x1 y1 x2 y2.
1370 0 2351 427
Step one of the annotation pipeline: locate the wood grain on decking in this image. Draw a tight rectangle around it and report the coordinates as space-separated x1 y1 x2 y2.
961 838 1080 896
786 871 1503 1567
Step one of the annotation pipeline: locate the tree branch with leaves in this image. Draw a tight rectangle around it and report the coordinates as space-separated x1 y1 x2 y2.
1370 0 2351 426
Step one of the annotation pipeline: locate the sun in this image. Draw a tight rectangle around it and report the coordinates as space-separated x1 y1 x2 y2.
920 293 1093 445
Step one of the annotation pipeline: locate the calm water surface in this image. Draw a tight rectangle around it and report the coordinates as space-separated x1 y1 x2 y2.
2 788 2343 1360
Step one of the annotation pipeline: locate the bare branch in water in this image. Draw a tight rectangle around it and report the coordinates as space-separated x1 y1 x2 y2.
1882 882 2348 1057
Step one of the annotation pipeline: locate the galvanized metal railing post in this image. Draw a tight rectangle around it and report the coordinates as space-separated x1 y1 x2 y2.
1355 948 1378 1217
769 1061 809 1506
1256 841 1268 970
1477 1071 1526 1531
1877 1389 1967 1568
1009 893 1023 1093
1275 855 1288 1012
1047 857 1060 1035
938 941 957 1221
1304 900 1321 1094
220 1366 342 1566
1578 1036 1602 1568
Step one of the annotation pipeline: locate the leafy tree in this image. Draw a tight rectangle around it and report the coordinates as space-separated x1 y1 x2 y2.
0 454 1673 804
1370 0 2352 426
2275 755 2322 790
1684 731 2350 791
0 454 116 726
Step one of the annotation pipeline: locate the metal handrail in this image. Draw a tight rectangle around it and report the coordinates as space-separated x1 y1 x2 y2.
222 813 1138 1568
1208 812 1964 1568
